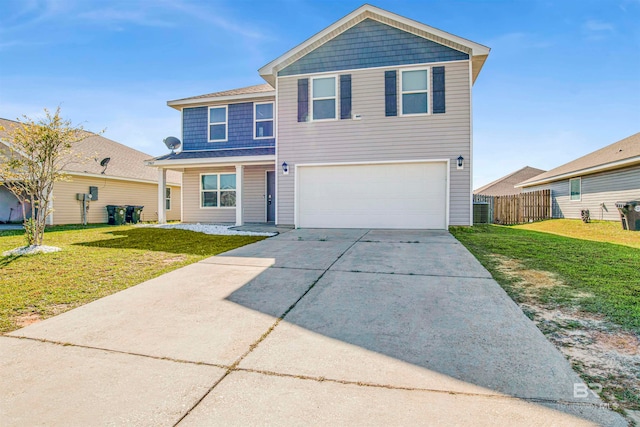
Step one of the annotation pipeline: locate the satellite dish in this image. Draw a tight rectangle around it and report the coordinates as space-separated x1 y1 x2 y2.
99 157 110 174
163 136 182 153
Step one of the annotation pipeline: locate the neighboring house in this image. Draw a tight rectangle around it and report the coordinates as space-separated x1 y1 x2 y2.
474 166 545 196
517 132 640 221
147 4 490 229
0 118 181 224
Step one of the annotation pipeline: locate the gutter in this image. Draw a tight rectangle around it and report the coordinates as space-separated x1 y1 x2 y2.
167 92 275 110
145 154 276 169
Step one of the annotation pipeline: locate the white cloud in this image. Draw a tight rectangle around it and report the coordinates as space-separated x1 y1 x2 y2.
162 0 265 40
77 9 175 28
582 19 615 41
583 19 615 32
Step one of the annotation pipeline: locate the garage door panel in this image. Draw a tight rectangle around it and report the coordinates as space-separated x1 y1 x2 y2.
297 162 447 229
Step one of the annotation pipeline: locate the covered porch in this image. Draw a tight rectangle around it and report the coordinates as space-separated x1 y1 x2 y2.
147 150 276 226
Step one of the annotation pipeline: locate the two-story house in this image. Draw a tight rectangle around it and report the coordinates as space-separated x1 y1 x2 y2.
147 4 490 229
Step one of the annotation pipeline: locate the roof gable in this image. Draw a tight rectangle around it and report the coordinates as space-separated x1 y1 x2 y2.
260 4 490 84
278 18 469 77
474 166 545 196
519 132 640 187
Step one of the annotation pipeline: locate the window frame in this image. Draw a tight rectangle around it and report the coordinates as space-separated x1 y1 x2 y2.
199 173 237 209
399 67 431 117
569 177 581 201
208 105 228 142
310 75 338 122
165 187 171 211
254 101 275 139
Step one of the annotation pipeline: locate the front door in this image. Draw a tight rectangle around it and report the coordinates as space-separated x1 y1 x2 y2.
266 171 276 222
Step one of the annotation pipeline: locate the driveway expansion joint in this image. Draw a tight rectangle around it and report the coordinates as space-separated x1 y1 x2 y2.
2 335 229 370
233 367 614 411
328 268 494 280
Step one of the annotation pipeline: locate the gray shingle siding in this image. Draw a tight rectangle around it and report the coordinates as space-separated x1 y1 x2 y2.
523 165 640 221
278 19 469 77
182 106 208 149
182 103 275 151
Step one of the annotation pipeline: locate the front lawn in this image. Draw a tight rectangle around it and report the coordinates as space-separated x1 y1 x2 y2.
0 225 266 333
450 221 640 415
515 218 640 249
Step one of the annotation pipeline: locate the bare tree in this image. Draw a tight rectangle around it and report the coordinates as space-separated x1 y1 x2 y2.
0 108 90 246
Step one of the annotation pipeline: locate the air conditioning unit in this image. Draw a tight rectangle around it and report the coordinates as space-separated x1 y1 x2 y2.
473 202 490 224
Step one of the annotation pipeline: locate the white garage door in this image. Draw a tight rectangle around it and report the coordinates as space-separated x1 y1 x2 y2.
297 162 447 229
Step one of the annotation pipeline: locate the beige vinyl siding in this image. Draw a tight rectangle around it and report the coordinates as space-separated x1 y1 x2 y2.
276 60 472 226
52 175 181 224
523 165 640 221
165 185 182 222
182 165 273 223
243 165 274 222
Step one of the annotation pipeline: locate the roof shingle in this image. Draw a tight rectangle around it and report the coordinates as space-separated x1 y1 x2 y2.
168 83 274 104
474 166 546 196
519 132 640 186
0 118 180 185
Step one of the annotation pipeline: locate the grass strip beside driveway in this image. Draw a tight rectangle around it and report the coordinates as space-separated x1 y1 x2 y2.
450 224 639 333
0 225 266 333
450 223 640 415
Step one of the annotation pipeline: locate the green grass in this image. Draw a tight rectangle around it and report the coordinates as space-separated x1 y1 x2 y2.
0 224 266 333
450 223 640 333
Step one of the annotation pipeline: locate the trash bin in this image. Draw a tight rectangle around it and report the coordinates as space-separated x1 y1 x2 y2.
125 205 144 224
106 205 127 225
615 201 640 231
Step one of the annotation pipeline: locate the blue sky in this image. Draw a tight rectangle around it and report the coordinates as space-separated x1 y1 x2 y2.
0 0 638 187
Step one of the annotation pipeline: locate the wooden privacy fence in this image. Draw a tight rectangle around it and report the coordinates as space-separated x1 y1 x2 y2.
474 189 551 225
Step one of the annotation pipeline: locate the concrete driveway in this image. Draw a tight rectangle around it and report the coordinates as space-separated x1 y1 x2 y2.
1 229 626 426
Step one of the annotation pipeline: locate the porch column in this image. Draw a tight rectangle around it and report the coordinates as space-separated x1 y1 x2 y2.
235 164 244 226
157 168 167 224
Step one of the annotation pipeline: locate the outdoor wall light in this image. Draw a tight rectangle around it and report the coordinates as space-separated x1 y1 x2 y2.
457 156 464 170
282 161 289 175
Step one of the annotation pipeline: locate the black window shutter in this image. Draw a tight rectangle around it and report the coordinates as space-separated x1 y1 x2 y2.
340 74 352 119
432 66 445 114
297 78 309 122
384 70 397 117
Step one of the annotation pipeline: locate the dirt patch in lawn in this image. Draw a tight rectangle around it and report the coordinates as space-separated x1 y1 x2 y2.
162 255 188 265
14 304 73 328
15 312 41 328
492 255 563 294
493 255 640 418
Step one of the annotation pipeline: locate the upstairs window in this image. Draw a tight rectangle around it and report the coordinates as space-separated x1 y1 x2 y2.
570 178 581 201
208 106 227 141
254 102 274 139
311 76 337 120
201 173 236 208
401 69 429 115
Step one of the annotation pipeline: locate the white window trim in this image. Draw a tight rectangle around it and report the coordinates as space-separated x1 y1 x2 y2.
199 172 237 209
399 67 431 117
254 101 275 140
310 75 338 122
166 187 171 211
208 105 228 142
569 177 581 201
